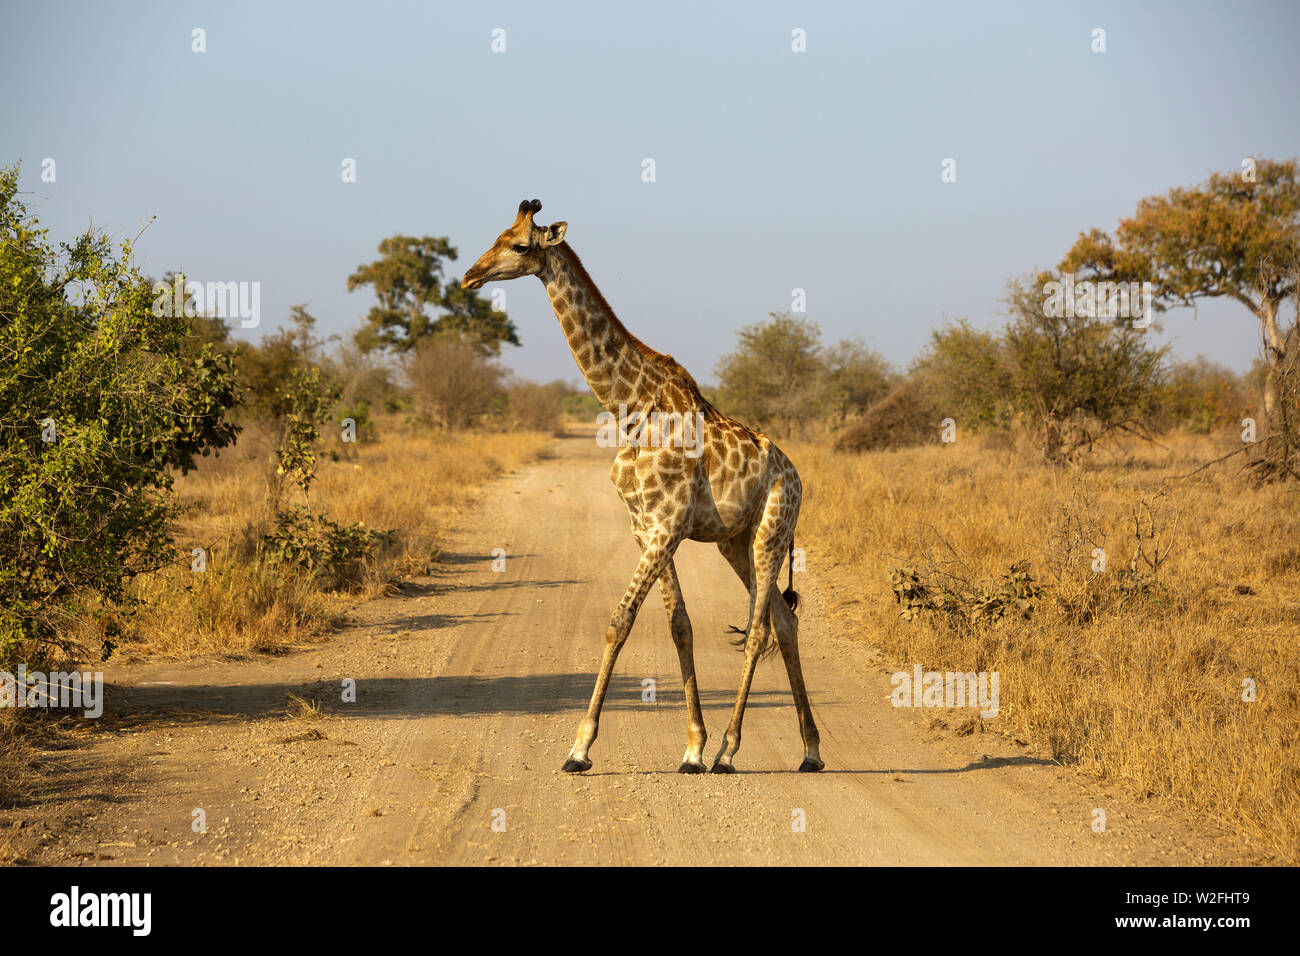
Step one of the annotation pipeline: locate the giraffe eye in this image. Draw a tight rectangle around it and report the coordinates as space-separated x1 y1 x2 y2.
512 244 530 253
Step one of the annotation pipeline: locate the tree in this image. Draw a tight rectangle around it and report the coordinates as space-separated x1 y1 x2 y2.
438 279 522 351
1060 158 1299 420
1163 357 1253 434
404 331 506 431
1003 273 1167 462
157 270 235 359
820 338 893 422
714 313 893 436
269 364 340 508
0 164 241 666
240 304 329 417
714 313 825 435
259 362 390 592
911 318 1012 431
503 379 569 433
348 235 520 356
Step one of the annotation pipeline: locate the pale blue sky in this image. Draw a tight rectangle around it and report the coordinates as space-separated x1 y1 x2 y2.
3 0 1298 384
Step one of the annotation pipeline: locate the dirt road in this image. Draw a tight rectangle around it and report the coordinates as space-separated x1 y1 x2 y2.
5 431 1254 865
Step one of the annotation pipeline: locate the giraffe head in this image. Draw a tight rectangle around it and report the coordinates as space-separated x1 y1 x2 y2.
461 199 568 290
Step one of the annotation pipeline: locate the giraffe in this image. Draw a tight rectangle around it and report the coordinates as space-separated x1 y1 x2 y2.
461 199 823 774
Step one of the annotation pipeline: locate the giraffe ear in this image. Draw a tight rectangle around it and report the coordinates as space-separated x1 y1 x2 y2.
544 221 567 246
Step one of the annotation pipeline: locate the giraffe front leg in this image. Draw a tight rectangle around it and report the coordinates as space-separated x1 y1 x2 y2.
561 624 623 773
659 561 707 773
562 539 676 773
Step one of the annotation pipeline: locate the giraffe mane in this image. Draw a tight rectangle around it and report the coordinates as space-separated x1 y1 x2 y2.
555 243 663 364
555 242 724 421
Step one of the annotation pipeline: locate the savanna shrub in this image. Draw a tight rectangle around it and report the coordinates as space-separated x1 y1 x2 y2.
0 165 240 667
262 505 394 591
833 380 938 453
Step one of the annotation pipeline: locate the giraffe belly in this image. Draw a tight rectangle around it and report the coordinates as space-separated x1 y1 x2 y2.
683 471 762 542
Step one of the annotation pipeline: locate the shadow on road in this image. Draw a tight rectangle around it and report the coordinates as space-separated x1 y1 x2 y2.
563 755 1059 777
94 672 805 728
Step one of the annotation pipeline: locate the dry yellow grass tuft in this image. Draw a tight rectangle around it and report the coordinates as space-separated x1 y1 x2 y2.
789 429 1300 862
120 416 552 660
285 693 325 721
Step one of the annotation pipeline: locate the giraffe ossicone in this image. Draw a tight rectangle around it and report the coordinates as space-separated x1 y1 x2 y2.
462 199 823 775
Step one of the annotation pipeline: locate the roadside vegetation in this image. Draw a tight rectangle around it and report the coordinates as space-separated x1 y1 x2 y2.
791 431 1299 862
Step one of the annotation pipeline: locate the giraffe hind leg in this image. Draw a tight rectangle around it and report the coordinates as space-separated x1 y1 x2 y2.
711 485 790 772
771 582 823 772
767 471 822 771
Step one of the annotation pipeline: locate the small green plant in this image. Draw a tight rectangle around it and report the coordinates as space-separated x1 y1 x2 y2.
262 505 393 591
889 567 933 621
969 562 1042 623
260 361 392 590
271 366 340 504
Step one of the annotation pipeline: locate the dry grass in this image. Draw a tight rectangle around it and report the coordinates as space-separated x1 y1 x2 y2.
0 707 79 823
285 693 325 721
119 415 551 659
0 711 33 811
788 428 1300 862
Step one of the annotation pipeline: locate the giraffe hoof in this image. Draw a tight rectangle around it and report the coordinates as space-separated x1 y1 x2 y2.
561 757 592 773
797 758 825 773
710 761 736 774
677 762 707 774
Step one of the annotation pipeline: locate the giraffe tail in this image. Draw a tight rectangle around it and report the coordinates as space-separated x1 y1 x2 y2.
782 541 799 613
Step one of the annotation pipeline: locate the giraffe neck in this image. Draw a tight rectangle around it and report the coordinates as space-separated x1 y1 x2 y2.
539 244 664 414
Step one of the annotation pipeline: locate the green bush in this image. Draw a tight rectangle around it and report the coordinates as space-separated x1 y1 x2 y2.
714 312 892 437
271 365 341 504
910 318 1011 432
1003 273 1168 462
336 401 377 445
0 164 240 667
563 391 603 420
262 506 393 591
